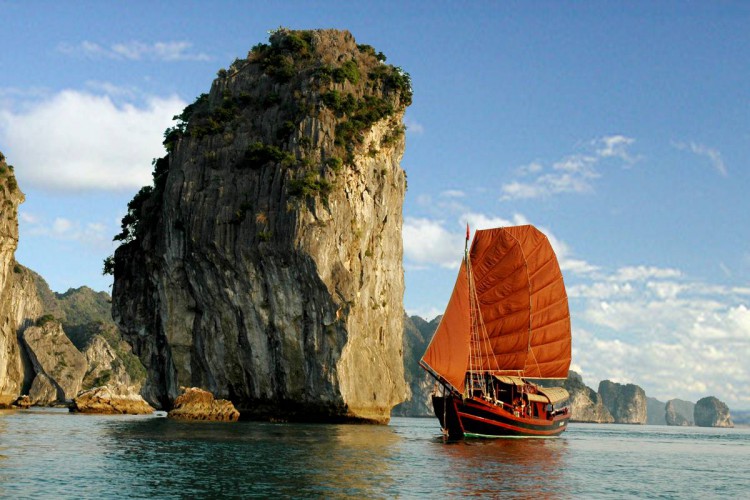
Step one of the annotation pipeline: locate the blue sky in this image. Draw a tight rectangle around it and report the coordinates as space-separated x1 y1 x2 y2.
1 1 748 409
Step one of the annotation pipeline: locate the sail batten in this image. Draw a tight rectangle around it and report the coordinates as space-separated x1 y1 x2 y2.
421 224 571 384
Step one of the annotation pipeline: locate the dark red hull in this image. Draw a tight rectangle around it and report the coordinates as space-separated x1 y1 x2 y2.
432 394 569 439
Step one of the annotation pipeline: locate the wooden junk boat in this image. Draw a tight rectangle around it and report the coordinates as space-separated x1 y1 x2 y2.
420 224 572 438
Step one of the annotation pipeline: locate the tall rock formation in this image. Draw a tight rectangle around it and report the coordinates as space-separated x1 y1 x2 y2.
560 371 614 423
598 380 647 424
82 333 144 392
23 319 87 403
392 314 439 417
29 277 146 392
694 396 733 428
646 397 667 425
665 398 694 426
0 153 44 405
110 29 411 422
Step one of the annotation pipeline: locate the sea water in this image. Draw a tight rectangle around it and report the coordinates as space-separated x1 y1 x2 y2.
0 409 748 498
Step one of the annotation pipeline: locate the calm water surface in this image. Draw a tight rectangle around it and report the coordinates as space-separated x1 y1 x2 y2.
0 409 748 498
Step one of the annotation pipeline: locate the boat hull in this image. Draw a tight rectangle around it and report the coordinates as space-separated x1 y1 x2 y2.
432 394 569 439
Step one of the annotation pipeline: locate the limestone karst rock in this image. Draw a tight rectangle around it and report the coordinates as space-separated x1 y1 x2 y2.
598 380 647 424
28 372 57 405
13 394 31 408
167 387 240 421
73 386 154 414
665 398 694 426
29 277 147 395
559 371 615 423
646 397 667 425
0 152 144 407
82 334 143 392
22 320 87 403
392 314 439 417
694 396 733 428
110 29 411 422
0 153 44 406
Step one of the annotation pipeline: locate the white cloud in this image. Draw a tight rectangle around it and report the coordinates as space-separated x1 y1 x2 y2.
0 89 186 192
673 141 728 177
500 135 637 201
403 115 424 134
499 181 546 200
403 217 464 269
57 40 211 62
561 258 600 275
517 161 543 176
570 261 750 408
609 265 682 282
462 211 517 231
19 212 39 224
404 211 598 278
441 189 465 198
406 306 443 322
21 213 112 250
595 135 636 162
568 282 635 300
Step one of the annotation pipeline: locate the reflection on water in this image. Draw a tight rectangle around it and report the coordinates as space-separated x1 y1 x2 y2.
434 437 569 497
0 411 748 498
103 417 407 498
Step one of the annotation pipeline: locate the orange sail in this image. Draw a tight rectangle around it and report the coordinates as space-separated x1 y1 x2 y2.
421 225 571 390
420 261 472 391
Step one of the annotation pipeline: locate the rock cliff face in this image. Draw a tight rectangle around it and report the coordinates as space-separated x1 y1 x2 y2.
82 334 143 391
28 372 57 405
111 29 411 422
22 320 87 403
646 397 667 425
392 314 439 417
598 380 647 424
665 398 694 426
561 371 614 423
0 153 44 406
0 153 144 407
31 280 147 392
694 396 733 428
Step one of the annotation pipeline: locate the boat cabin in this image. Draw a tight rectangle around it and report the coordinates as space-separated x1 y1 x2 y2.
469 374 569 420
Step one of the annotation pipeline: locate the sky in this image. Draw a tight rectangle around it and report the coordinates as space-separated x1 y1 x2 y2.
1 1 748 409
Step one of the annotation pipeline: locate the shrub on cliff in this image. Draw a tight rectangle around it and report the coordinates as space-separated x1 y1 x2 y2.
109 27 411 271
239 142 295 170
35 314 57 327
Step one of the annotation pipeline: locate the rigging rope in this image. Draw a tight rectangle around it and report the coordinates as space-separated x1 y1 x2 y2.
466 253 501 397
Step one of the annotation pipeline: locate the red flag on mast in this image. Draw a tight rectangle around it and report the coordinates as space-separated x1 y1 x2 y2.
466 223 470 241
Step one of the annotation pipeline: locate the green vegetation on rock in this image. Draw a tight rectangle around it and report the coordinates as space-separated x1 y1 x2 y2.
109 28 411 274
0 152 19 194
288 170 332 201
26 271 147 386
239 142 295 170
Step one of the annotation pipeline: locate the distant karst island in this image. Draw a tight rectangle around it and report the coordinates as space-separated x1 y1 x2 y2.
395 314 736 427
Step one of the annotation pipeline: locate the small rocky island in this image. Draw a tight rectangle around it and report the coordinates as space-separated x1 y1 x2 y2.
694 396 733 427
109 29 412 422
